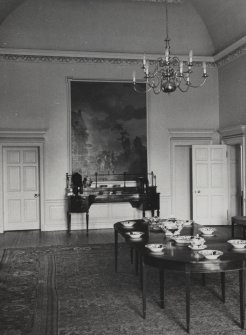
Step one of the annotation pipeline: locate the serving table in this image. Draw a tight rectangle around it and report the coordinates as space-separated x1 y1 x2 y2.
66 172 160 234
114 219 246 333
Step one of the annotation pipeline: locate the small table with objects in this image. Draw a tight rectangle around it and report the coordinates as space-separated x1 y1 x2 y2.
231 216 246 239
114 218 246 333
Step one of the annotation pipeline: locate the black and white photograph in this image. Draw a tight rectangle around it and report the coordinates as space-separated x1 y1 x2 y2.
0 0 246 334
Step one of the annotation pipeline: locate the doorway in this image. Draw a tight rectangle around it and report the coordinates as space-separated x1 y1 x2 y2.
173 144 228 225
228 144 243 217
174 145 192 219
3 147 41 231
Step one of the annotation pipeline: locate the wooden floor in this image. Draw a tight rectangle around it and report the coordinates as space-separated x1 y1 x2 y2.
0 225 236 249
0 229 116 249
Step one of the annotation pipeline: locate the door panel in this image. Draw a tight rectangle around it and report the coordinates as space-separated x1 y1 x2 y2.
192 145 228 225
23 166 37 190
8 166 21 191
8 199 21 222
3 147 40 231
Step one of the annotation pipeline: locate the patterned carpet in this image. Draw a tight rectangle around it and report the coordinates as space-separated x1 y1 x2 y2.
0 244 245 335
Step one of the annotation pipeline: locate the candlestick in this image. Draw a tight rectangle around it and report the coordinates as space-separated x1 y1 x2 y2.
132 71 136 84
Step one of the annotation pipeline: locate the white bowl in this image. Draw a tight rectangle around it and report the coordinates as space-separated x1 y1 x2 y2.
164 222 178 230
227 239 246 249
145 244 165 253
128 231 144 239
199 227 216 235
122 221 135 228
172 236 192 245
198 249 223 260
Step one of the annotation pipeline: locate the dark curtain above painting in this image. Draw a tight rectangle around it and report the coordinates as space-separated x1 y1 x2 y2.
70 81 147 178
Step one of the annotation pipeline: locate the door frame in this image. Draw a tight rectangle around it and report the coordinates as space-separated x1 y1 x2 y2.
169 129 216 217
0 130 46 233
220 125 246 216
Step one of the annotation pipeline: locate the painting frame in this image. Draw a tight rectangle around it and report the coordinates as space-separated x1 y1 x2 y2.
67 79 148 180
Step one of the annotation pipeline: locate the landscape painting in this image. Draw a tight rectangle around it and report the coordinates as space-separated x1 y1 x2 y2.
70 81 147 179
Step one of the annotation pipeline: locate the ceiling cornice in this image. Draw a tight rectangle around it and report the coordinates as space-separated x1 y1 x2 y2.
214 36 246 67
0 48 214 66
133 0 183 3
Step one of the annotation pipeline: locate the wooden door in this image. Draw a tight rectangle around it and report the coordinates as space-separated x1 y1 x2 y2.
192 145 228 225
3 147 40 231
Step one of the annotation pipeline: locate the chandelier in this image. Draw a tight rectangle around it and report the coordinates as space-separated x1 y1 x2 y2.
133 0 208 94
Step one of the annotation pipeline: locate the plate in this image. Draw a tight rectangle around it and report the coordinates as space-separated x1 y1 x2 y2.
188 245 207 251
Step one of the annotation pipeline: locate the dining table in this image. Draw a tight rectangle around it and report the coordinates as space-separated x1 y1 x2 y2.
114 219 246 333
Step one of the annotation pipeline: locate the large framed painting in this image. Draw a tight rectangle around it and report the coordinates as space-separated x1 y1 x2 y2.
70 80 147 179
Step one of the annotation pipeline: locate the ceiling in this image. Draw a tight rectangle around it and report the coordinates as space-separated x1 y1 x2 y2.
0 0 245 56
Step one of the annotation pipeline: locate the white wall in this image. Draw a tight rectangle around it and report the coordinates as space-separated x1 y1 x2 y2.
0 54 219 230
219 54 246 128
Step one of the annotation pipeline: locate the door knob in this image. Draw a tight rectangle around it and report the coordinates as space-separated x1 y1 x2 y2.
34 193 40 198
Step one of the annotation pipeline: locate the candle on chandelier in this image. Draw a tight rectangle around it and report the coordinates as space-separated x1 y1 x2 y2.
165 48 169 62
145 61 149 75
180 61 183 74
189 50 193 64
202 61 207 75
143 54 146 66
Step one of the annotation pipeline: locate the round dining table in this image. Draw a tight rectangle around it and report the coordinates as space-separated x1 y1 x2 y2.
114 219 246 333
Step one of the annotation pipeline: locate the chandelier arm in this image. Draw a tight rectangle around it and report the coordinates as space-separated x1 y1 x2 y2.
187 76 208 89
177 84 190 93
133 83 153 94
153 85 162 94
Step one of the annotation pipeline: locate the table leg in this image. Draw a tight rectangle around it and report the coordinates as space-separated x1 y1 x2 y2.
130 248 133 264
185 271 191 333
231 221 235 238
239 268 245 329
221 272 225 303
140 254 143 289
114 229 118 272
160 269 164 309
86 212 89 235
67 211 71 232
135 250 139 275
142 260 146 319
